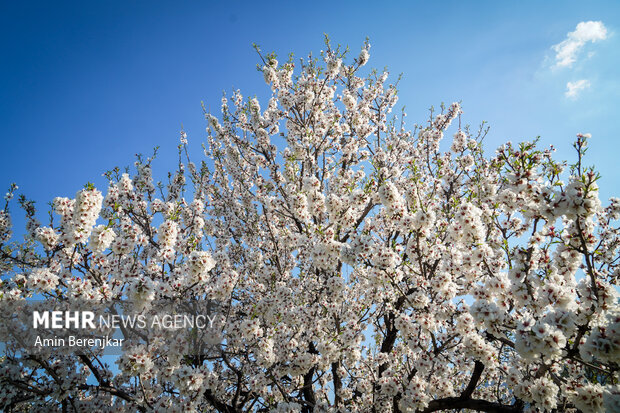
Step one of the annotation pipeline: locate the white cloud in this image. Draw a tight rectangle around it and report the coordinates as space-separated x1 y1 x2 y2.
565 79 590 99
553 21 608 68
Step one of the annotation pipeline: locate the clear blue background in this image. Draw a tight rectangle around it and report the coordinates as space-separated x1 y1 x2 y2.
1 0 619 224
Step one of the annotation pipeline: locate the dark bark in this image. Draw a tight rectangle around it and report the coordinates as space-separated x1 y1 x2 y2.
461 360 485 399
379 312 398 377
301 343 319 413
203 388 239 413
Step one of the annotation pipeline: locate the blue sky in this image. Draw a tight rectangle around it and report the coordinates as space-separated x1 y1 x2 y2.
1 0 619 225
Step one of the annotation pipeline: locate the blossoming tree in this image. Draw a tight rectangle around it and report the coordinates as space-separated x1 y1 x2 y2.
1 40 619 412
